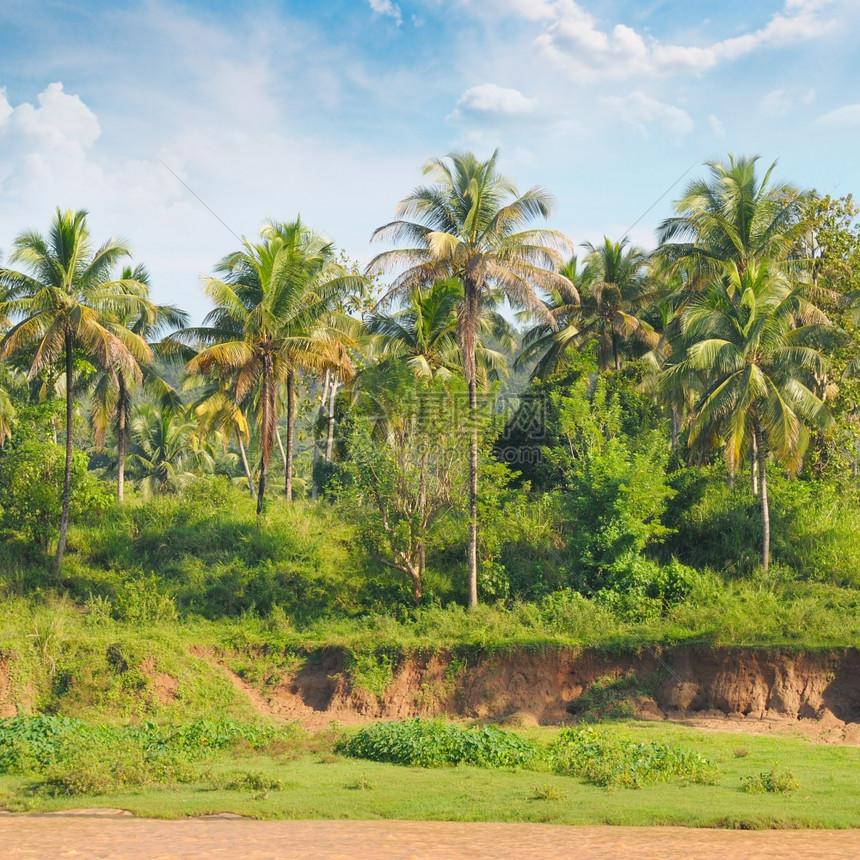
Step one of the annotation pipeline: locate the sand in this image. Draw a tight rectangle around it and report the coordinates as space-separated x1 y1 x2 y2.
2 814 859 859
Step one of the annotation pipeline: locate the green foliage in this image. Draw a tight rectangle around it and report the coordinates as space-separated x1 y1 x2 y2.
551 727 717 788
337 719 543 769
741 763 800 794
0 440 111 548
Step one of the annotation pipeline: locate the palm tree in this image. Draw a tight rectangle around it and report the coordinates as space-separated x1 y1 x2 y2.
663 259 833 569
367 277 515 386
0 209 152 574
90 264 189 502
127 402 213 495
578 238 660 371
657 154 802 287
368 150 573 606
172 217 361 514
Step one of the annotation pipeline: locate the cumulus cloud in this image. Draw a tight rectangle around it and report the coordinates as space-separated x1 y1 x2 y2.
814 104 860 129
449 83 538 122
604 91 694 138
368 0 402 25
708 114 727 140
0 82 100 154
532 0 835 81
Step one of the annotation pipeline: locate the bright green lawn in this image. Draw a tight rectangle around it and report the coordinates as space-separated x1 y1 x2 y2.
1 721 857 829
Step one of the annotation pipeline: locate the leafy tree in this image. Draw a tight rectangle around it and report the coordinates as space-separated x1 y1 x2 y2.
369 150 573 606
343 364 469 603
0 209 152 574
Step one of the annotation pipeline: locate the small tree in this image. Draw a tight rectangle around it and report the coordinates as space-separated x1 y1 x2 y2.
344 364 469 603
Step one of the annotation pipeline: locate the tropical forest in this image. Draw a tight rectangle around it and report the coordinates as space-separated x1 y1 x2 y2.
1 151 859 827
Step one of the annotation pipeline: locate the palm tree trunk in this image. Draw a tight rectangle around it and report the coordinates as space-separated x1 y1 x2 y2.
237 432 256 500
276 426 288 476
53 331 74 577
117 374 127 504
285 370 295 502
257 356 273 517
754 419 770 570
311 369 330 500
325 378 339 463
464 283 480 609
750 432 759 496
670 406 680 451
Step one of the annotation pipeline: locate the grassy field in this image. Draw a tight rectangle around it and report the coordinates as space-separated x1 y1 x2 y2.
1 720 857 829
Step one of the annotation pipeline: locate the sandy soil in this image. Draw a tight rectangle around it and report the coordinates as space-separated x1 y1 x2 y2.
2 813 859 860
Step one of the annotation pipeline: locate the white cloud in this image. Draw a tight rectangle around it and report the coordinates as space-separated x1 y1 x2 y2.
708 114 727 140
449 83 538 122
604 91 694 138
368 0 402 26
533 0 835 81
760 87 816 117
457 0 556 21
814 104 860 129
3 82 100 154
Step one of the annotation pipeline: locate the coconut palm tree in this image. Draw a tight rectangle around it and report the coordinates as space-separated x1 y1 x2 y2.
127 402 213 495
368 150 574 606
663 259 833 569
657 154 802 288
90 264 189 502
577 238 661 371
171 217 362 514
0 209 153 574
367 277 515 386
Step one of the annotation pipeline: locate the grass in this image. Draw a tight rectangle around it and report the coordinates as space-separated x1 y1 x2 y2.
0 720 857 828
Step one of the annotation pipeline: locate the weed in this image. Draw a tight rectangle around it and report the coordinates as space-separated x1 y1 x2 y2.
532 785 564 801
741 764 800 794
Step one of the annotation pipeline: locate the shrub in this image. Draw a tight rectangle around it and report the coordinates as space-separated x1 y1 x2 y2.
741 764 799 794
551 727 717 789
336 719 543 769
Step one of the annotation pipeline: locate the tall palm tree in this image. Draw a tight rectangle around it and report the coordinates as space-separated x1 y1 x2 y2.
663 259 833 569
368 150 573 606
90 264 189 502
172 217 361 514
0 209 152 574
657 154 802 288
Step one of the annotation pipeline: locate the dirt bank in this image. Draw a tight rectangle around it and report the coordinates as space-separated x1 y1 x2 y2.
3 816 860 860
205 645 860 739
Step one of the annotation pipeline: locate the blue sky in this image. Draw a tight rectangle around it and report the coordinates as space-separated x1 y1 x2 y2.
1 0 859 321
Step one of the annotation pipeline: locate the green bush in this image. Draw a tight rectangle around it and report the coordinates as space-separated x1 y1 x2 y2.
551 727 717 788
741 763 800 794
337 719 543 769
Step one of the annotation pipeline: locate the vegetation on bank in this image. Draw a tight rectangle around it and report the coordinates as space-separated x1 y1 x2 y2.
1 153 860 756
0 716 855 828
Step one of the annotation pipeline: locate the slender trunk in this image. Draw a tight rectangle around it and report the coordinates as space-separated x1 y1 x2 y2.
276 426 287 476
464 283 479 609
754 419 770 571
751 431 759 496
285 370 295 502
256 356 272 518
237 432 256 500
611 326 620 371
311 369 331 500
670 406 680 451
117 375 127 504
53 332 74 578
325 378 339 463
